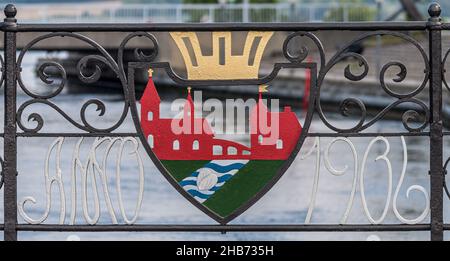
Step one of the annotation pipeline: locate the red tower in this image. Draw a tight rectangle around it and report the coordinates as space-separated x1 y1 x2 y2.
140 71 302 160
249 88 302 159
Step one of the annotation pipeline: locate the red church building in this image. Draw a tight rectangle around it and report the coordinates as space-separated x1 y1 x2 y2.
140 71 302 160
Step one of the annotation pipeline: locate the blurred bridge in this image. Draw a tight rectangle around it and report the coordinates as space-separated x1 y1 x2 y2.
0 1 403 50
0 0 441 88
7 2 403 24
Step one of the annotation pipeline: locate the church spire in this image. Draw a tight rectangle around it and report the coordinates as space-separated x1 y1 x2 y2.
183 86 195 133
141 67 160 104
258 84 268 100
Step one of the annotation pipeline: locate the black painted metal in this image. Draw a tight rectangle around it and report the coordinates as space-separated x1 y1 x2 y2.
3 3 17 241
428 3 444 241
0 2 449 241
11 22 429 32
15 224 431 232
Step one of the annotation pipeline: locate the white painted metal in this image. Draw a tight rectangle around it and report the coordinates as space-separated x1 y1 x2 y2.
302 137 320 224
302 136 428 225
18 137 66 224
115 137 145 225
360 136 393 224
392 136 429 224
17 135 429 225
324 137 358 224
18 137 145 225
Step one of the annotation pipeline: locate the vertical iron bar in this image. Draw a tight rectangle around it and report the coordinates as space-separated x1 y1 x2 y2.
428 2 444 241
375 0 382 77
3 4 17 241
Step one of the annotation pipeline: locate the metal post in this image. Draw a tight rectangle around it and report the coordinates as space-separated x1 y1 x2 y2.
375 0 384 78
176 5 182 23
143 7 148 23
243 0 249 23
275 4 280 22
428 2 444 241
208 6 213 23
289 1 295 22
3 4 18 241
343 3 349 22
109 8 115 23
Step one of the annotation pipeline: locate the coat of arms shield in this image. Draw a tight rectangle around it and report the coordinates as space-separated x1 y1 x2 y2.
128 31 316 224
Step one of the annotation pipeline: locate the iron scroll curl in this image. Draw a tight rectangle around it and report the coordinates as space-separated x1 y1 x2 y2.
15 32 159 133
315 31 430 133
0 55 4 88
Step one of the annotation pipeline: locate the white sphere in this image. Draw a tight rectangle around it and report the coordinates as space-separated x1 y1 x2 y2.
196 169 218 191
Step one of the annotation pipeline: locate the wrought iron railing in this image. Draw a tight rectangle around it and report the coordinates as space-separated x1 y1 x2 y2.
0 2 450 241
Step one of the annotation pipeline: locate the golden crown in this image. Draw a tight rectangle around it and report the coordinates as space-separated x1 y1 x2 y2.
170 31 274 80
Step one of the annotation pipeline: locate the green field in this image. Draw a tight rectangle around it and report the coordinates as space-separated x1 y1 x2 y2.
161 160 284 218
162 160 209 182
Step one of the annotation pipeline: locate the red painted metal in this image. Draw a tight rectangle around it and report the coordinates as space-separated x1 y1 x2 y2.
140 74 302 160
302 56 312 113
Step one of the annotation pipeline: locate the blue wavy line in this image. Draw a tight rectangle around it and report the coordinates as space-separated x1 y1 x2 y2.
179 161 249 201
186 189 211 199
203 162 245 173
217 174 233 183
179 180 197 187
210 186 221 191
181 174 233 187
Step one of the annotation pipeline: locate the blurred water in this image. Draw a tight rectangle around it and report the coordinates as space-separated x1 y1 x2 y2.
0 51 442 241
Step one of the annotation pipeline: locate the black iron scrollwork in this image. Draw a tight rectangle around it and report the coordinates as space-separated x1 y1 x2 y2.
443 48 450 93
0 156 4 190
15 30 429 134
0 55 4 88
118 31 159 79
444 157 450 200
16 32 159 133
132 31 324 87
282 31 325 71
315 31 430 133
